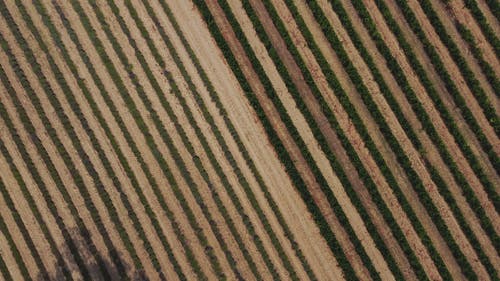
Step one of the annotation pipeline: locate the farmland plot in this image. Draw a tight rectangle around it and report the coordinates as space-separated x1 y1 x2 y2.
0 0 498 280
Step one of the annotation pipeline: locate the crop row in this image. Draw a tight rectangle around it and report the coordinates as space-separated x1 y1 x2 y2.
0 160 45 281
89 0 278 278
240 0 420 279
223 0 391 278
46 1 221 279
66 0 285 278
307 1 497 279
355 0 499 267
260 0 455 279
332 0 499 272
372 0 500 235
0 29 112 280
461 0 500 60
2 3 177 279
29 0 202 279
114 0 292 278
0 220 14 281
192 0 361 279
284 0 482 276
125 0 311 278
393 0 500 192
13 1 180 279
296 0 456 279
418 0 498 135
63 0 229 278
155 0 318 279
454 20 499 97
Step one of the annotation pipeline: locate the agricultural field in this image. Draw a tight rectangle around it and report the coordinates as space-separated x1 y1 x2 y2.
0 0 498 280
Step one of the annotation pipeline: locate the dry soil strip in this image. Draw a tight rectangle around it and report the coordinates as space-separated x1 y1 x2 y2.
167 1 342 279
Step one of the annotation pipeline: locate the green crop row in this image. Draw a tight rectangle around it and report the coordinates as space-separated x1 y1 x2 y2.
313 0 499 278
55 0 212 277
0 227 14 281
302 0 456 279
374 0 500 224
306 0 484 279
264 0 466 279
0 31 108 281
11 1 171 278
222 0 386 278
417 0 499 135
67 0 261 279
113 0 281 279
461 0 500 60
46 1 215 279
454 20 500 97
127 0 306 279
192 0 360 279
344 0 499 274
155 1 317 279
0 3 146 278
393 0 500 189
0 175 38 281
242 0 419 279
93 0 267 278
484 0 500 22
28 1 194 279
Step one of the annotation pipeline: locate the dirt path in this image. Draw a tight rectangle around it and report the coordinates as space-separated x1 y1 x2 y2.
169 1 343 279
54 0 237 279
90 1 261 279
115 0 268 274
236 0 404 279
126 1 313 279
201 0 372 279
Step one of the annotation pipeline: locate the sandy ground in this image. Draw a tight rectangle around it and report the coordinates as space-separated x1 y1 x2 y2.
195 0 351 279
167 1 346 279
108 0 278 279
126 0 317 279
